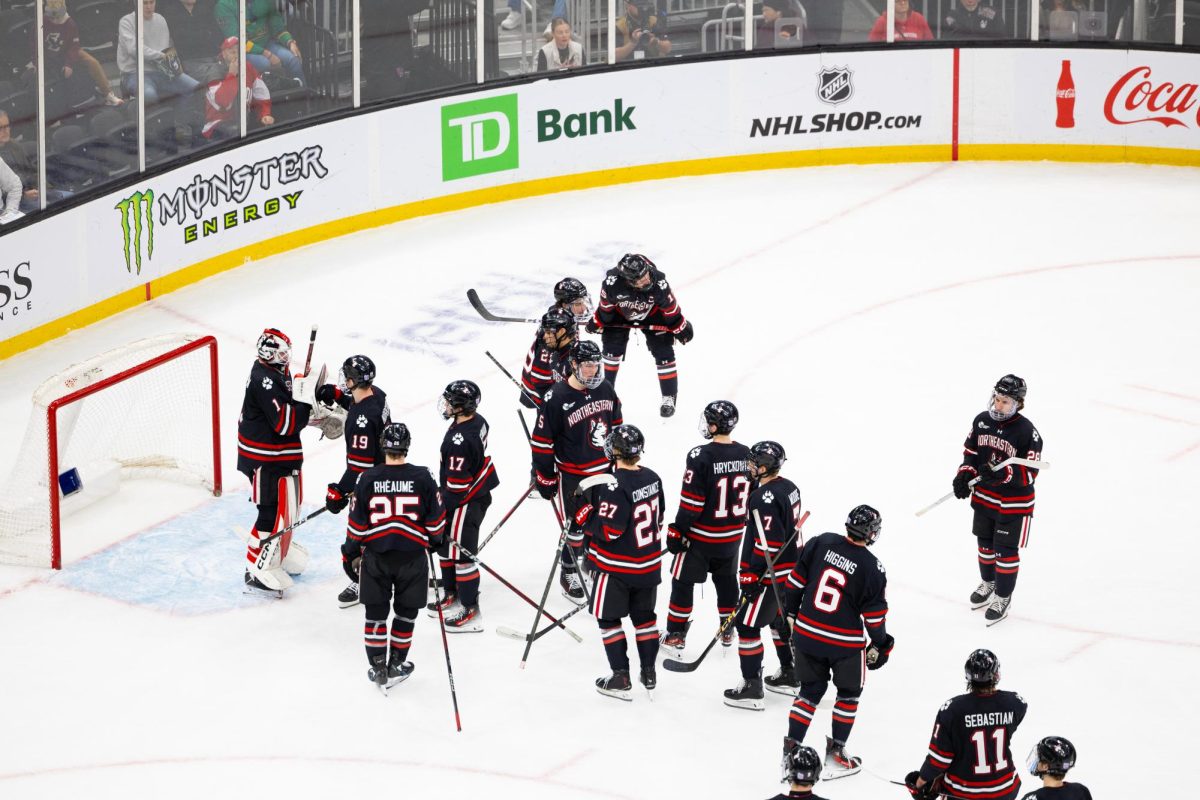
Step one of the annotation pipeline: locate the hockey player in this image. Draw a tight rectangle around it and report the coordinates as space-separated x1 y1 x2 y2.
432 380 499 632
952 374 1044 625
588 424 666 700
724 441 802 711
519 307 577 409
531 339 623 603
905 649 1028 800
237 328 312 593
341 423 446 691
1020 736 1091 800
767 743 829 800
551 276 592 324
308 355 389 609
587 253 694 417
661 400 750 659
783 505 893 780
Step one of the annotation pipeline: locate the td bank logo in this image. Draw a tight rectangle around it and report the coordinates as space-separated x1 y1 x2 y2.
441 95 519 181
115 190 155 275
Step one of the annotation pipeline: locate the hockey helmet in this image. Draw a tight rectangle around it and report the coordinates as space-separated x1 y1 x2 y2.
748 441 787 478
845 504 882 545
1026 736 1076 778
964 648 1001 689
616 253 654 284
699 400 739 439
379 422 411 456
605 424 645 462
539 307 577 348
989 374 1027 421
569 340 605 389
553 277 593 323
781 739 822 785
256 328 291 366
439 379 482 419
339 355 376 392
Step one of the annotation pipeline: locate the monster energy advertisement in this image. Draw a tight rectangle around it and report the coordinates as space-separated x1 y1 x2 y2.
115 145 329 274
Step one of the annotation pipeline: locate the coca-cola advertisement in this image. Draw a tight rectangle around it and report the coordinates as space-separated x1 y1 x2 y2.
1104 65 1200 128
1056 60 1075 129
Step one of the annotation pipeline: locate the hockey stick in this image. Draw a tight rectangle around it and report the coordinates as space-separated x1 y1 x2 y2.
914 457 1051 518
455 543 583 643
485 350 542 407
428 550 463 731
517 409 533 442
549 500 596 610
475 482 535 554
302 324 318 376
469 289 673 333
258 507 327 546
498 601 588 643
752 508 809 669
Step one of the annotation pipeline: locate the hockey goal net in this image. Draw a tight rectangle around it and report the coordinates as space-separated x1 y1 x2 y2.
0 334 222 569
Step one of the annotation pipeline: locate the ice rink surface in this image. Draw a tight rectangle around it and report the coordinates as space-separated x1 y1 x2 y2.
1 161 1197 798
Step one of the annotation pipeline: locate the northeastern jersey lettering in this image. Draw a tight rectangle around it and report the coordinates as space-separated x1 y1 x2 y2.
588 468 665 588
1020 784 1092 800
961 412 1043 517
520 335 571 408
741 476 802 582
440 414 499 513
334 387 390 495
919 690 1028 800
672 441 752 554
594 266 688 334
786 532 888 658
347 463 446 553
237 360 310 473
531 380 623 482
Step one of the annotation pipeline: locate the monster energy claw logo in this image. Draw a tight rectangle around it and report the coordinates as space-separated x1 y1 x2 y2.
115 190 155 275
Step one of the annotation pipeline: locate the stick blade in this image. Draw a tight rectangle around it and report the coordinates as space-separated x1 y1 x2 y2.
661 658 701 673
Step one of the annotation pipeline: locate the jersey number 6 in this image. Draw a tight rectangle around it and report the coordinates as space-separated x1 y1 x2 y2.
813 567 847 613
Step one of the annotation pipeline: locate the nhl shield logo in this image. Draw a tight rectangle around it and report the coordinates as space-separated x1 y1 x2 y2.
816 67 854 106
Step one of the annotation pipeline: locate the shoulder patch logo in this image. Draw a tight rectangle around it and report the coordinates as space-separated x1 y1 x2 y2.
977 421 989 430
1032 429 1040 442
563 401 576 411
605 275 617 285
762 490 774 504
658 279 667 290
355 414 368 428
452 432 464 445
689 447 701 459
261 376 274 391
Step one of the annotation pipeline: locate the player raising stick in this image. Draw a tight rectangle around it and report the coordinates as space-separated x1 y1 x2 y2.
587 253 694 417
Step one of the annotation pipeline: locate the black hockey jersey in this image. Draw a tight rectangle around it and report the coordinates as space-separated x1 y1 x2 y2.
741 476 803 582
520 334 572 408
960 411 1043 518
593 266 688 333
588 467 666 588
671 441 752 555
943 4 1004 39
1020 784 1092 800
346 463 446 553
531 379 623 484
439 413 499 513
919 689 1028 800
333 387 390 495
785 532 888 658
237 360 311 473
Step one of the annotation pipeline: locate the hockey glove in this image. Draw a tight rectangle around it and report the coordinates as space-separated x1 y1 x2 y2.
315 384 343 407
666 525 688 555
427 530 446 551
866 634 894 671
952 469 975 499
675 321 694 345
585 318 602 335
905 772 936 800
326 483 350 514
738 569 764 600
339 541 361 582
536 476 558 501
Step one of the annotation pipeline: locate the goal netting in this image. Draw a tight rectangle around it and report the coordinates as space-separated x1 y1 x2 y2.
0 334 222 569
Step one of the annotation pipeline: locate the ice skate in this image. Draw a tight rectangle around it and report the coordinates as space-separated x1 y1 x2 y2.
445 603 484 633
595 669 633 701
985 594 1011 626
386 659 415 689
659 395 677 418
970 580 994 610
367 656 389 695
824 736 863 779
764 664 801 696
560 570 586 605
338 582 360 608
723 674 765 711
639 665 657 700
427 590 458 618
660 631 686 661
243 569 283 598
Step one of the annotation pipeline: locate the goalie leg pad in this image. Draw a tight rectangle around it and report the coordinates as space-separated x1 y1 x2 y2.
248 531 294 591
275 472 302 559
282 540 309 575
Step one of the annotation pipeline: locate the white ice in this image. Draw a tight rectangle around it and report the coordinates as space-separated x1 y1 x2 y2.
1 161 1197 799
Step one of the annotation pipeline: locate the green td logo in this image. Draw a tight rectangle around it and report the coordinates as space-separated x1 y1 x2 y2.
441 95 519 181
115 190 156 275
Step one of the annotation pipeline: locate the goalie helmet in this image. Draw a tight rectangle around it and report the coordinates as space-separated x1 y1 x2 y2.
964 648 1001 689
569 340 604 389
339 355 376 392
379 422 411 456
439 379 482 419
748 440 786 478
699 400 738 439
616 253 654 284
845 504 882 545
539 308 577 348
781 740 822 785
1027 736 1076 778
553 277 592 323
604 424 645 461
256 328 291 366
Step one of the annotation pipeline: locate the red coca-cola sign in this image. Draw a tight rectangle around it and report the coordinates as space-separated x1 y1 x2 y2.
1104 66 1197 128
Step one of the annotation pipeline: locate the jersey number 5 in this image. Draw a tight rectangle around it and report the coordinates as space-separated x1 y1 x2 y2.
368 494 419 524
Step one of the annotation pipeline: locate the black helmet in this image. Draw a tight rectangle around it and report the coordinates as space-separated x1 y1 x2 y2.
964 648 1001 689
379 422 411 455
748 440 786 478
845 504 882 544
439 379 481 419
989 374 1027 420
1027 736 1076 778
340 355 376 391
781 739 822 785
605 424 645 461
569 340 604 389
700 400 738 439
539 307 577 348
616 253 654 283
553 277 592 323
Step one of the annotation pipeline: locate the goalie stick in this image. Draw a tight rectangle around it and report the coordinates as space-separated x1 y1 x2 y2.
302 324 318 376
468 289 673 333
914 457 1051 518
258 507 327 546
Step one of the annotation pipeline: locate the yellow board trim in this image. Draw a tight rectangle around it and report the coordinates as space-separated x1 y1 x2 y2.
2 141 1196 361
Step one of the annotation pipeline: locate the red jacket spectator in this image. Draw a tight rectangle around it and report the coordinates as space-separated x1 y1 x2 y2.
202 37 273 138
868 1 934 42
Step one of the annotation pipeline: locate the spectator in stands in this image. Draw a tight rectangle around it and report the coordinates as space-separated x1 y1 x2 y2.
160 0 225 83
868 0 933 41
0 110 49 212
756 0 801 49
1041 0 1092 39
30 0 124 107
502 0 570 39
117 0 202 106
943 0 1005 39
537 17 583 71
215 0 305 87
616 0 672 61
202 36 273 139
0 153 21 222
